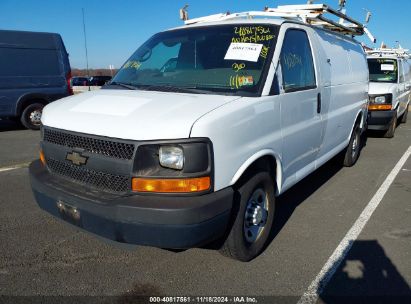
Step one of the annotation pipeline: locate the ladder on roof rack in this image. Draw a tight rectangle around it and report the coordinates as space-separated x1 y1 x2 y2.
367 48 410 59
179 3 376 43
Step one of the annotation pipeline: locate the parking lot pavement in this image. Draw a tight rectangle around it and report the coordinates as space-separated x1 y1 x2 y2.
0 121 410 303
0 119 40 167
321 156 411 303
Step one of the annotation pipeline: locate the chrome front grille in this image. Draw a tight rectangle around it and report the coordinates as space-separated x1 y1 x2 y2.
43 128 135 160
46 158 130 193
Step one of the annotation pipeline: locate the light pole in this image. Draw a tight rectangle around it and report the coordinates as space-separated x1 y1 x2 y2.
82 8 90 90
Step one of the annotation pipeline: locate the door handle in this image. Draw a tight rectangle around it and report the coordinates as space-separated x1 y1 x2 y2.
317 93 321 114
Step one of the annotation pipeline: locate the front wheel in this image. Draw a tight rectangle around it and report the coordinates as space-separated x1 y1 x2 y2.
400 104 409 123
343 122 361 167
383 113 397 138
220 171 275 262
20 103 44 130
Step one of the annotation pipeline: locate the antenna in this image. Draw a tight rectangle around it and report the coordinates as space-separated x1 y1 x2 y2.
365 11 371 24
338 0 346 11
361 8 375 44
82 8 90 90
180 4 189 21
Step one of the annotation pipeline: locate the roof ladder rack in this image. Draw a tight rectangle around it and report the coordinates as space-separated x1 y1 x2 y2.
179 2 376 43
366 48 410 59
265 4 364 36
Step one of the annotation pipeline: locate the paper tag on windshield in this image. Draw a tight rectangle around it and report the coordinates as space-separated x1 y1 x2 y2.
381 64 394 71
224 43 263 62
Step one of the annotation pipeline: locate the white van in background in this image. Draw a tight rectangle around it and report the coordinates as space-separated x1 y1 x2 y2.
367 49 410 137
30 4 369 261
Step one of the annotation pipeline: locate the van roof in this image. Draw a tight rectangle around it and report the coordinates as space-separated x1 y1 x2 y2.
366 55 403 62
169 18 285 31
174 3 370 38
167 17 358 44
0 29 63 50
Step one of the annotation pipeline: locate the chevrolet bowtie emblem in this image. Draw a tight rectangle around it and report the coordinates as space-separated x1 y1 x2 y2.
66 151 88 166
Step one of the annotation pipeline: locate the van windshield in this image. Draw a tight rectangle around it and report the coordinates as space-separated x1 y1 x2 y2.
109 24 279 96
367 58 398 83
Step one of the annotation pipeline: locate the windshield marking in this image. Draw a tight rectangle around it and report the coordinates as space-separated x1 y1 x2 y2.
232 62 246 72
260 45 270 59
232 26 275 43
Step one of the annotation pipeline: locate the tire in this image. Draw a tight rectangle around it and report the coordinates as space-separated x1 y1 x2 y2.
20 103 44 130
383 112 397 138
400 104 409 123
343 121 361 167
220 171 275 262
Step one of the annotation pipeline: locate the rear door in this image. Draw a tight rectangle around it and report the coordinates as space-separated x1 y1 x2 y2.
277 27 323 186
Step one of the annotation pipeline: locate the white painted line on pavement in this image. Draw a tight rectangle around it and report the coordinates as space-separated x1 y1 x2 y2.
0 162 30 173
298 145 411 304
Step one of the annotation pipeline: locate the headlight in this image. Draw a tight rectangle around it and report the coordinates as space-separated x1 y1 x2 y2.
374 96 386 103
159 146 184 170
369 94 392 104
133 140 213 193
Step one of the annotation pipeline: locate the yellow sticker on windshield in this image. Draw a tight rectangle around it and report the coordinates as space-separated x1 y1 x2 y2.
123 60 142 69
230 75 254 89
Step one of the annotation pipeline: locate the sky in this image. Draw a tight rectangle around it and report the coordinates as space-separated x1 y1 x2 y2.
1 0 410 69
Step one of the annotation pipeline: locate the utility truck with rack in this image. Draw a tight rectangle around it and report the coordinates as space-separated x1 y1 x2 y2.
30 2 371 261
366 47 410 137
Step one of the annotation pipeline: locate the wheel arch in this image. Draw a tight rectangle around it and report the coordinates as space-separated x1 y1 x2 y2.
346 109 364 142
229 150 282 196
15 93 50 116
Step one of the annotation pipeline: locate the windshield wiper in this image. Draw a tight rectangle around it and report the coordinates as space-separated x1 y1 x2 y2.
135 84 211 94
106 81 138 90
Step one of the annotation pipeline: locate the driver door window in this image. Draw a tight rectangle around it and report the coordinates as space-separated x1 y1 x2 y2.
280 29 316 93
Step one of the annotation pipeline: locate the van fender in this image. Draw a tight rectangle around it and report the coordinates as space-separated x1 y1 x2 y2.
15 93 50 115
392 98 401 114
229 149 283 196
346 109 365 143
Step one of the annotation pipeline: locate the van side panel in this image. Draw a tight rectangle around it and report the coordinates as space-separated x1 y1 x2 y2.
398 59 411 116
313 29 368 159
190 96 283 192
0 30 70 118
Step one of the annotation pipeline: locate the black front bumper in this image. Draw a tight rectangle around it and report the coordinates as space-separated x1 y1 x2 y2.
367 110 395 130
29 160 234 249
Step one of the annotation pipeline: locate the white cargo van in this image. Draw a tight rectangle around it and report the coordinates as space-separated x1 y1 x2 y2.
366 48 410 137
30 4 369 261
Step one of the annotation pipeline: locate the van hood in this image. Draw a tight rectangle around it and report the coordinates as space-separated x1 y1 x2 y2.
369 82 397 95
42 89 240 140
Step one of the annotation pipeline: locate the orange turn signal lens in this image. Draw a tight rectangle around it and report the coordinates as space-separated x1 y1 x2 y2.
368 104 392 111
132 176 211 193
40 150 46 166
